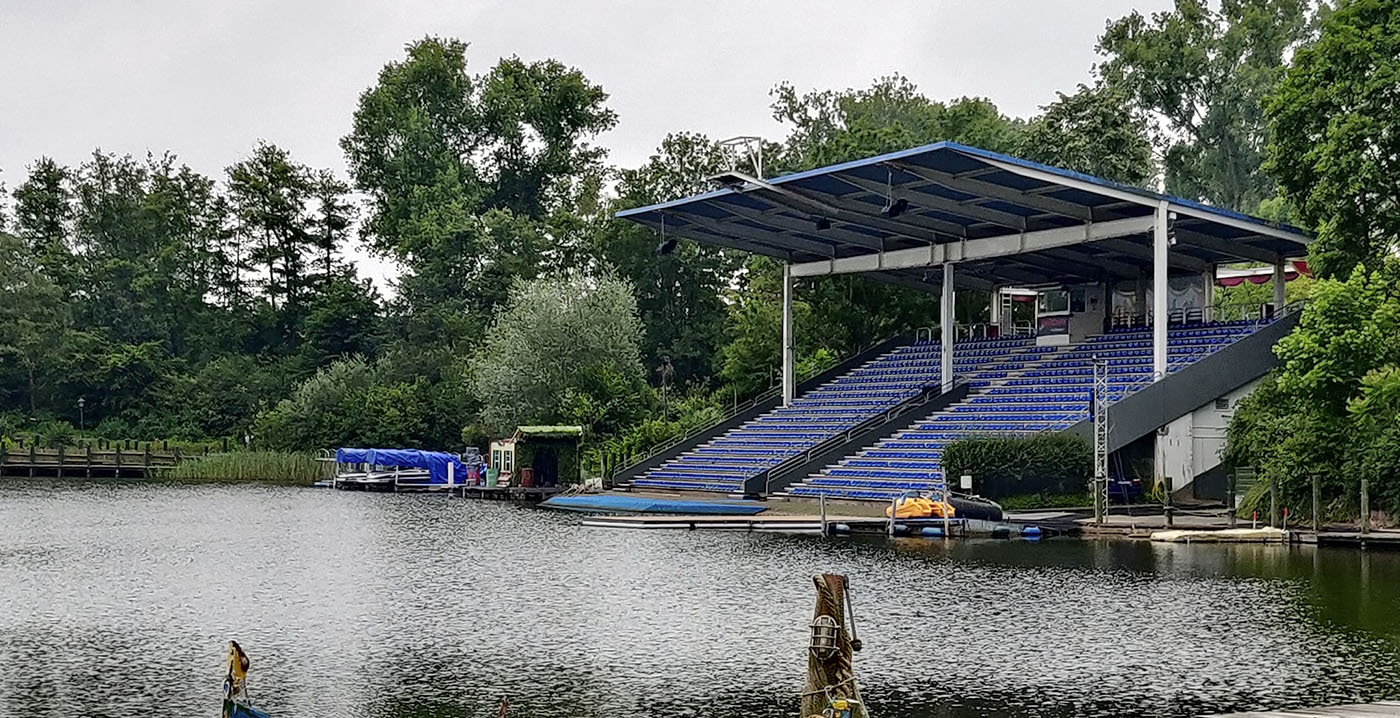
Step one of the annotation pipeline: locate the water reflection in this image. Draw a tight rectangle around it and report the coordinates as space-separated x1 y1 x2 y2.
1 481 1398 718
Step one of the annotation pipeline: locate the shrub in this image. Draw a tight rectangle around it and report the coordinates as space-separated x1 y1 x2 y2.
942 433 1092 499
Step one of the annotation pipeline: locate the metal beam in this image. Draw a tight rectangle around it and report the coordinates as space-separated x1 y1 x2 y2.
661 209 836 259
791 215 1155 278
1172 228 1281 264
1153 201 1169 381
703 200 887 251
782 262 794 406
658 225 793 262
1040 247 1146 279
830 173 1028 231
822 174 981 237
717 172 960 244
890 160 1095 222
1170 204 1311 245
974 153 1156 210
1001 252 1107 283
941 263 954 391
1096 238 1211 274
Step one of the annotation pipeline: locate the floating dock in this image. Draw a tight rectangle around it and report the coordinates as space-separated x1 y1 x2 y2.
1202 700 1400 717
579 513 977 536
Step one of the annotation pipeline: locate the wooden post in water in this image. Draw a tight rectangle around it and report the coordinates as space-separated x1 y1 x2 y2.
56 445 64 479
1227 472 1237 529
800 574 866 718
1360 479 1370 536
1269 475 1280 528
887 497 897 537
1162 476 1174 528
819 494 828 537
1312 475 1321 535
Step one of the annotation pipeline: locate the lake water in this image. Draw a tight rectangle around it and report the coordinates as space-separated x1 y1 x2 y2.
2 481 1398 718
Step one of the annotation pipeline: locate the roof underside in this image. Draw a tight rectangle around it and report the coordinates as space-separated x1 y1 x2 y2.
616 142 1311 292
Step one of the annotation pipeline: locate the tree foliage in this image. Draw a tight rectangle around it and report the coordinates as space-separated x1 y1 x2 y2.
1266 0 1400 278
1098 0 1317 211
470 271 646 436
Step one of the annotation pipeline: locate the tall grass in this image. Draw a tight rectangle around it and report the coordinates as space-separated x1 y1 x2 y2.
157 451 328 485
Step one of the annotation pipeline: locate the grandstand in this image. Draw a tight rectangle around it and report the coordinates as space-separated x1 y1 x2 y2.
615 142 1311 503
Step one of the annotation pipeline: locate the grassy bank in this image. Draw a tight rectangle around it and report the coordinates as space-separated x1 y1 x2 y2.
155 451 328 485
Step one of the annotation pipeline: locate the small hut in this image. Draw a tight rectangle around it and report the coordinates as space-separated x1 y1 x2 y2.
492 426 582 487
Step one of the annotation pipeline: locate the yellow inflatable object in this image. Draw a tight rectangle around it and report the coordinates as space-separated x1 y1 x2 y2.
884 496 956 518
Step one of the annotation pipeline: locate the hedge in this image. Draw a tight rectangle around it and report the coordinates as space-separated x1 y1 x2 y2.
942 433 1092 499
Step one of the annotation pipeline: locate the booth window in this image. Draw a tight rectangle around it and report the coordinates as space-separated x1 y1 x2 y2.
1038 289 1070 314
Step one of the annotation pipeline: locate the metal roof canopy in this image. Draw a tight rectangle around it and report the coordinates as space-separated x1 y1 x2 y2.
615 142 1311 292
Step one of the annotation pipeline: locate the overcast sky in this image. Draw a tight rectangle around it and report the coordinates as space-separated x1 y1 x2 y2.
0 0 1171 283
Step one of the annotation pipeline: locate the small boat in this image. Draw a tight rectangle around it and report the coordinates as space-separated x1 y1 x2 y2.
222 641 270 718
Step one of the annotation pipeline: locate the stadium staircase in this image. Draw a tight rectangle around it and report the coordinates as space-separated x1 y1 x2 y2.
776 319 1283 502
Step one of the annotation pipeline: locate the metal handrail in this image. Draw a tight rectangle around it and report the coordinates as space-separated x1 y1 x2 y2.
751 378 968 495
1057 302 1306 431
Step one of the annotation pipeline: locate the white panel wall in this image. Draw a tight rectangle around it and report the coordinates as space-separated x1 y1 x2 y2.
1154 378 1262 494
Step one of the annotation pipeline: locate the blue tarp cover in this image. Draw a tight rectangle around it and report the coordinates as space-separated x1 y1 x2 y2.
334 448 469 485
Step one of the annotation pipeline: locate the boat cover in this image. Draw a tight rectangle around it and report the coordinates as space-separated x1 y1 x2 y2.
334 448 469 485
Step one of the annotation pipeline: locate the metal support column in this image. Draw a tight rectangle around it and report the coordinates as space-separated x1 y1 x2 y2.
1202 267 1215 323
941 263 955 391
1153 201 1169 380
1272 259 1287 314
988 287 1001 328
782 261 795 406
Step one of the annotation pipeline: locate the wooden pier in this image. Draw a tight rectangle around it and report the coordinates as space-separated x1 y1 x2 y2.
1202 700 1400 717
0 445 182 478
455 484 562 502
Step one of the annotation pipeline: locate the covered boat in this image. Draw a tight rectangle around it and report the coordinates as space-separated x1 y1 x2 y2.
331 448 471 492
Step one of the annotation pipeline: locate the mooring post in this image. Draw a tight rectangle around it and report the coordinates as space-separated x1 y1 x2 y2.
801 574 866 718
85 444 92 478
1360 479 1370 536
942 484 951 538
1163 476 1174 528
1311 475 1321 535
1269 475 1280 528
56 445 64 479
888 497 897 537
1227 472 1237 529
819 493 828 537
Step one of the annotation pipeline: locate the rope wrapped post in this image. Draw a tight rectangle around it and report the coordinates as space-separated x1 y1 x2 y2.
801 574 866 718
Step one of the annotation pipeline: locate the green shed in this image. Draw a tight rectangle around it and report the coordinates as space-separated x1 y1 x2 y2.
511 425 583 487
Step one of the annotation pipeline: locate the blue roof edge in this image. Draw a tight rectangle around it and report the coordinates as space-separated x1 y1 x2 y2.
614 140 1308 239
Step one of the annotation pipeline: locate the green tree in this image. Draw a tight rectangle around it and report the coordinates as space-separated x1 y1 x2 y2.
1265 0 1400 278
1098 0 1317 210
0 232 68 413
591 132 740 386
769 75 1023 172
1226 263 1400 515
342 37 616 329
1017 83 1156 186
11 157 72 269
470 271 646 435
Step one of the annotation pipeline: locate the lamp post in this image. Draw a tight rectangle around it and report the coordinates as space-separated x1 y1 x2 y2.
77 397 86 432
